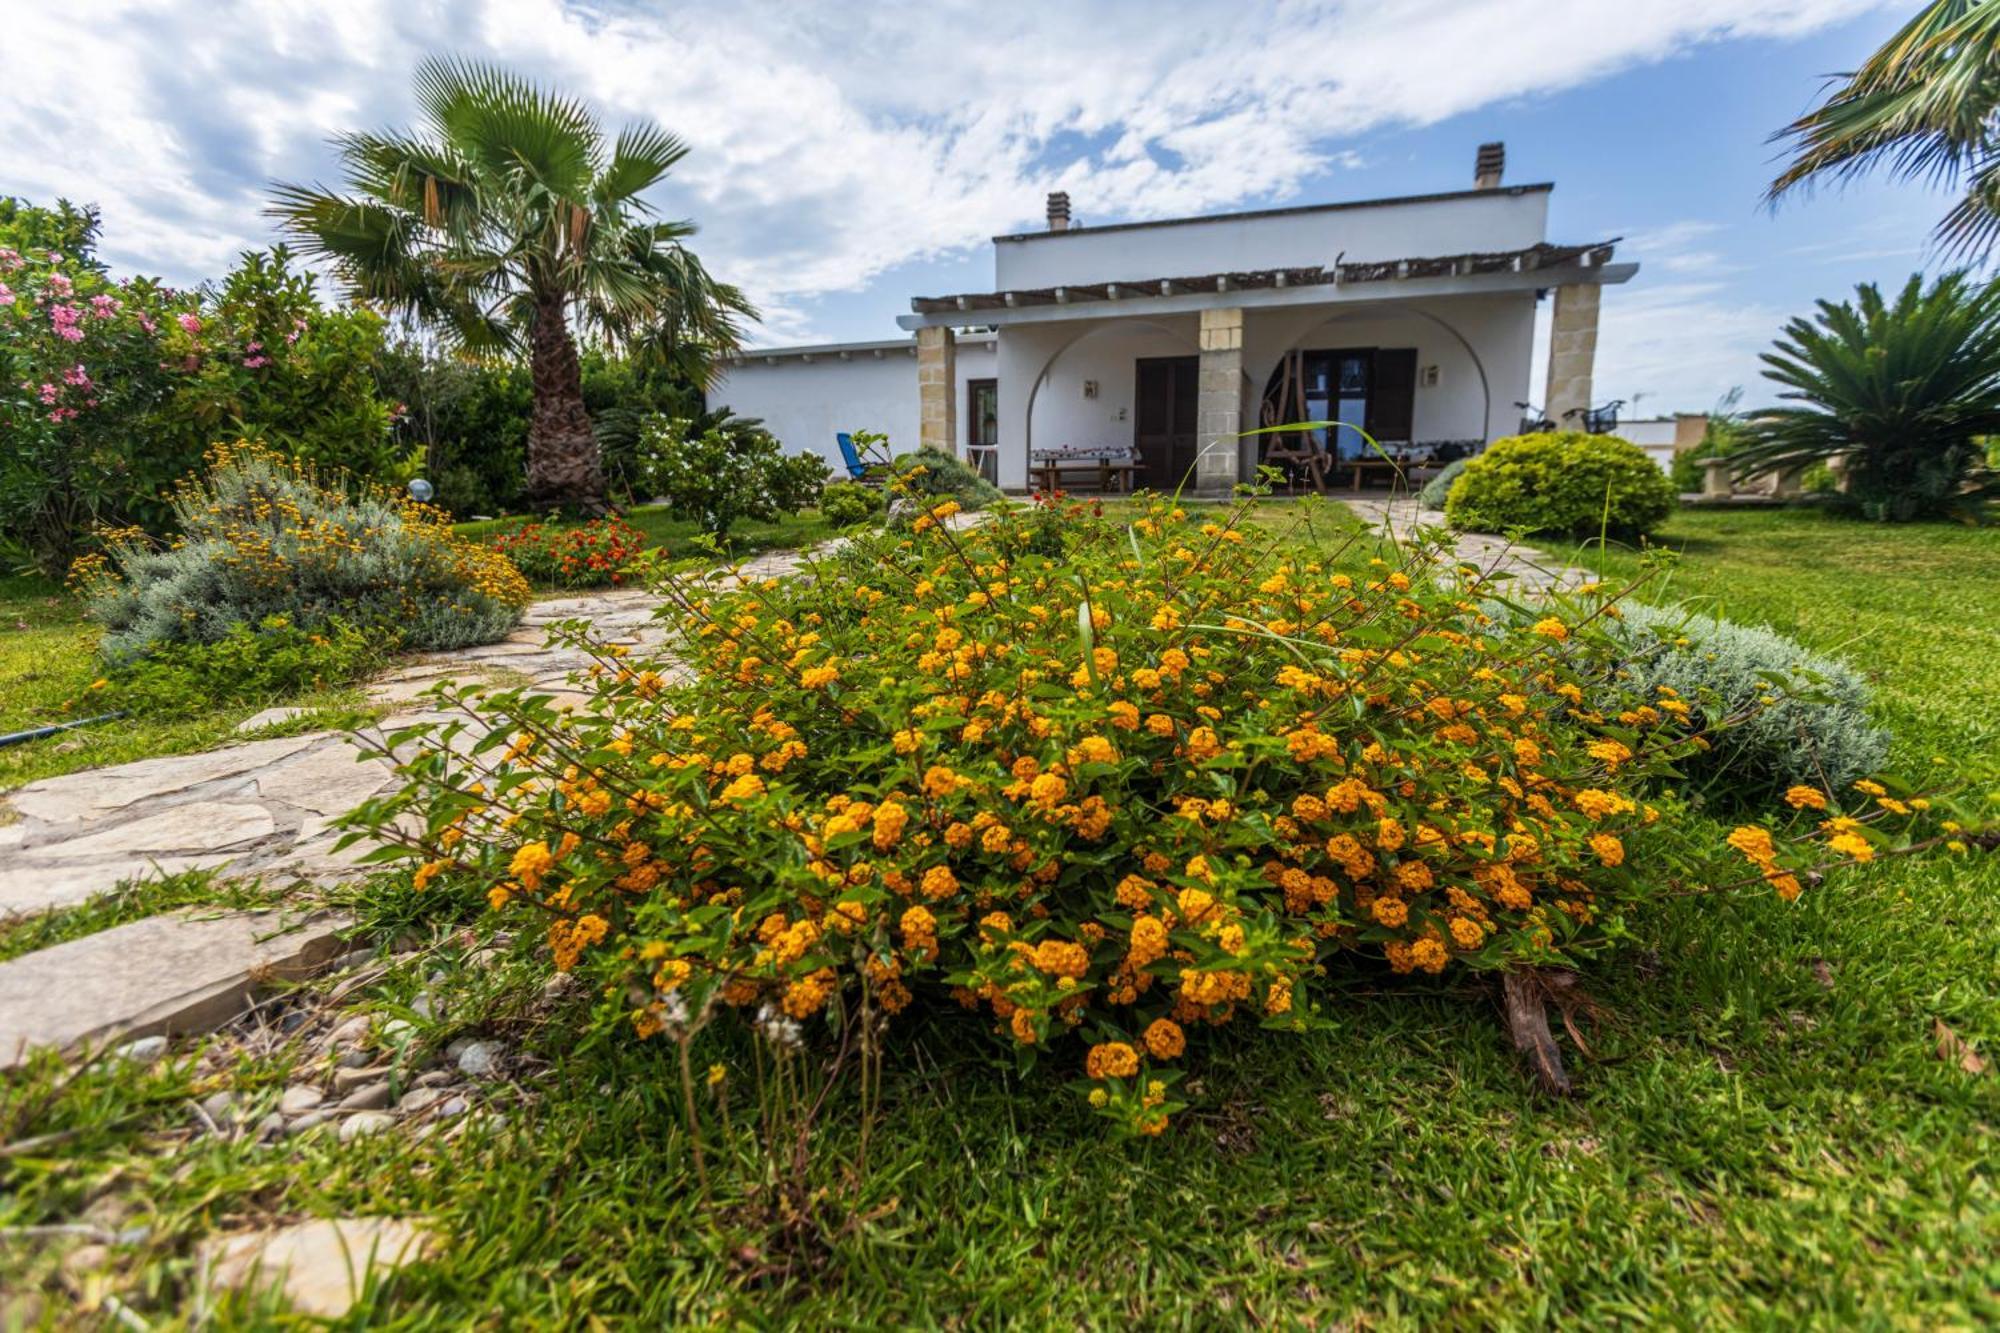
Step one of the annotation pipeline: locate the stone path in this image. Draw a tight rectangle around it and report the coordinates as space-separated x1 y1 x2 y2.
1342 497 1592 593
0 544 823 920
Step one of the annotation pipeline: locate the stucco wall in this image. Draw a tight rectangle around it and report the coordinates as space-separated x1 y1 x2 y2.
995 188 1550 290
705 337 998 470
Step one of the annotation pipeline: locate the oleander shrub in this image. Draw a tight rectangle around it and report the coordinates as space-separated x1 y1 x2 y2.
1446 432 1675 538
1417 457 1468 509
73 441 529 664
891 445 1003 513
1606 602 1890 803
819 480 883 528
489 518 649 589
0 201 396 577
344 489 1987 1139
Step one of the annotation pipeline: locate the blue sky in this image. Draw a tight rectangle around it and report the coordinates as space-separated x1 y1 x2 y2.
0 1 1958 413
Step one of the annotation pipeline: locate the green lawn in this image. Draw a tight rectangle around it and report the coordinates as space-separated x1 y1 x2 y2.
455 503 836 566
4 507 1997 1325
0 574 376 793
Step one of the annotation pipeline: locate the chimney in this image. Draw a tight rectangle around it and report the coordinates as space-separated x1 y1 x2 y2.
1474 142 1505 190
1046 190 1072 232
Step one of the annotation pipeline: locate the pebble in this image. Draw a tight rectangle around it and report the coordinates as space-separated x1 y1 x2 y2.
278 1085 325 1116
337 1081 392 1112
325 1015 371 1048
436 1096 469 1119
412 1069 454 1088
455 1041 502 1078
115 1036 168 1063
444 1037 474 1059
254 1112 286 1141
378 1019 414 1043
338 1111 395 1142
60 1244 109 1279
397 1086 447 1114
199 1091 238 1128
287 1111 330 1135
331 949 374 973
541 974 576 1001
465 947 501 969
333 1065 388 1093
335 1049 372 1069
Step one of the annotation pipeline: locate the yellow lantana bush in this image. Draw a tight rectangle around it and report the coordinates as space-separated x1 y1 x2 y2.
347 495 1989 1135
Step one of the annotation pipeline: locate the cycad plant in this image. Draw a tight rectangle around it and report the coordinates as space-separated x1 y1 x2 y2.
270 58 754 512
1768 0 2000 258
1735 272 2000 521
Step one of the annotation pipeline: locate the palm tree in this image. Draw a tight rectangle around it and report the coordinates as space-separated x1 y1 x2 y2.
1733 272 2000 521
1768 0 2000 258
270 58 755 512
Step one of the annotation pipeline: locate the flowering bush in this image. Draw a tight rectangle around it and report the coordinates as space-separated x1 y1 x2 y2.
489 518 650 588
73 441 529 662
0 199 393 577
349 494 1990 1136
633 414 828 538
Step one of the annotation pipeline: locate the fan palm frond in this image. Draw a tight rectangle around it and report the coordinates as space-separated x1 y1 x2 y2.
1770 0 2000 258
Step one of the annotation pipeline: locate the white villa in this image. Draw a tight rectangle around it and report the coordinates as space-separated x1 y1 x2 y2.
709 144 1638 495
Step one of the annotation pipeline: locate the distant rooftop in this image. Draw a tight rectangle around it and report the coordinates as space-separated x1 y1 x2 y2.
992 182 1554 244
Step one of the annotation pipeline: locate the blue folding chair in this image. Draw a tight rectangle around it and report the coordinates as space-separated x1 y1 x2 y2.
837 432 888 486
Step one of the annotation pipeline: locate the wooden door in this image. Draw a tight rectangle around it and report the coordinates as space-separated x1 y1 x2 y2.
1367 348 1417 445
1135 356 1199 492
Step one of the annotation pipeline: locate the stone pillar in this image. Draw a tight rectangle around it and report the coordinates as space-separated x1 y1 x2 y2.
1544 283 1600 431
1196 307 1244 494
1701 456 1733 499
917 326 956 456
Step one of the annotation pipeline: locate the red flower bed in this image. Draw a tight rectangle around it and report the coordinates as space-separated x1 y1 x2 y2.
488 518 649 589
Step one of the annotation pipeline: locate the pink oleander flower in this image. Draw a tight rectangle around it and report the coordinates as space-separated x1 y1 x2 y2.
45 272 73 298
138 313 157 333
38 383 60 405
62 364 91 388
177 312 202 335
48 406 78 423
89 293 119 319
0 282 13 304
0 248 22 272
242 354 270 368
49 303 84 342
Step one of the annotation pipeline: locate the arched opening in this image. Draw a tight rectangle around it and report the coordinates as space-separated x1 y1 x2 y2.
1251 307 1494 483
1023 318 1262 491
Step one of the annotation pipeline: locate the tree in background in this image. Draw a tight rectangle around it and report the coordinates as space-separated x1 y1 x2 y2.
1734 272 2000 521
271 57 755 514
1769 0 2000 258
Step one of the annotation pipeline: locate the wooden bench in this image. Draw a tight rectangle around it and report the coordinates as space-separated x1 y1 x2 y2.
1033 459 1138 494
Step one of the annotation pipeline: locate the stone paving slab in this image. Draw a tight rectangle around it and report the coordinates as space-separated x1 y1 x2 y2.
0 540 844 922
1343 498 1592 593
198 1217 437 1319
0 909 351 1068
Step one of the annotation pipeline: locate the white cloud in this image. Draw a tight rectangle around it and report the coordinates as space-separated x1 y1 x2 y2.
1 0 1885 345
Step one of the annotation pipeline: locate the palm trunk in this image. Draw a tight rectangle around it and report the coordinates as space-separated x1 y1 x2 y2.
526 292 607 514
